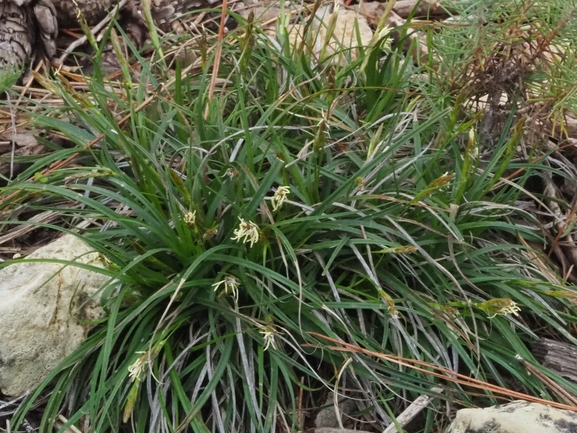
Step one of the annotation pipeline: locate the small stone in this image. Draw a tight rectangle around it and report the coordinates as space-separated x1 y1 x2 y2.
445 400 577 433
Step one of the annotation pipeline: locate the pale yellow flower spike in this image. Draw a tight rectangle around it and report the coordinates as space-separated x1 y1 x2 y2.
498 300 521 316
478 298 521 319
128 351 148 382
212 275 241 301
183 210 196 228
260 324 277 351
231 218 260 247
272 186 291 211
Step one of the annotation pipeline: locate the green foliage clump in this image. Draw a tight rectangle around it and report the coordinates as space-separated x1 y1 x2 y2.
2 1 577 431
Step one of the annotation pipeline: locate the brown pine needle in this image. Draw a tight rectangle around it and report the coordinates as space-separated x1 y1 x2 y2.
204 0 228 120
308 332 577 412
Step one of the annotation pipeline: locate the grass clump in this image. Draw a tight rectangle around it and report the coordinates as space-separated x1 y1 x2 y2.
2 0 577 432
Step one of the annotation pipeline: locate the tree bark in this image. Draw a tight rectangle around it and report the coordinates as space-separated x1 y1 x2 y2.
532 338 577 384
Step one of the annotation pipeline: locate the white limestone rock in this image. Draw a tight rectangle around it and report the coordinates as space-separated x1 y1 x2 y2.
446 400 577 433
286 5 375 66
0 234 108 396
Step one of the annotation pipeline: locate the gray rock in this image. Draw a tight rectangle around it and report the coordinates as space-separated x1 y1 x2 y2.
315 391 357 429
0 234 108 396
445 400 577 433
